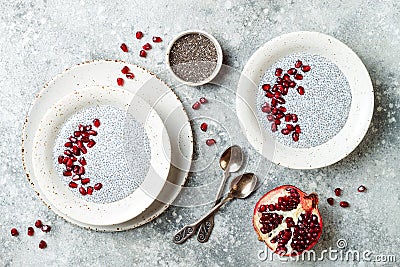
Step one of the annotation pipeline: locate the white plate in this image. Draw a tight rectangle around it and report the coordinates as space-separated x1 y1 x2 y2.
23 60 193 230
236 31 374 169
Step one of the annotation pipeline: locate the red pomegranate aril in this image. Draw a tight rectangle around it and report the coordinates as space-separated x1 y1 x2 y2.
117 78 124 86
302 65 311 72
76 140 83 148
199 97 208 104
295 125 301 134
282 81 289 88
289 81 296 88
283 74 291 82
292 114 298 123
72 146 81 156
142 43 152 50
275 113 284 120
200 122 208 132
81 136 90 143
327 197 334 206
78 166 85 176
278 106 287 113
267 115 275 122
275 68 283 77
282 87 289 95
262 104 271 113
73 165 79 174
126 72 135 79
276 97 285 104
339 201 349 208
72 175 81 181
66 166 73 172
192 101 201 110
292 132 299 142
87 186 94 195
139 50 147 57
39 240 47 249
271 85 278 92
87 130 97 136
70 157 77 162
62 157 68 164
295 60 303 68
334 188 342 197
79 157 87 166
265 91 274 98
93 119 100 128
285 114 291 122
274 119 281 126
84 125 92 131
80 146 87 154
69 136 77 143
120 43 128 52
294 74 303 80
206 139 216 146
135 31 143 39
271 123 277 132
63 171 72 177
358 185 367 192
79 186 87 195
276 85 284 92
121 66 130 74
271 108 278 115
152 36 162 42
94 183 103 190
274 91 281 98
81 178 90 185
11 228 19 236
262 84 271 91
64 142 73 147
41 225 51 232
78 124 85 131
281 129 291 135
87 140 96 148
64 150 72 157
287 68 297 75
276 77 283 85
69 181 78 188
286 124 294 131
58 156 64 164
35 220 43 228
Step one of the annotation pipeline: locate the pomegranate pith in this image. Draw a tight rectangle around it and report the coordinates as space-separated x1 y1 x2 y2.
253 185 322 256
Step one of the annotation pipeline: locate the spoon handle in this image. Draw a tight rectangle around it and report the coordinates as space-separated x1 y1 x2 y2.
197 170 231 243
173 194 233 244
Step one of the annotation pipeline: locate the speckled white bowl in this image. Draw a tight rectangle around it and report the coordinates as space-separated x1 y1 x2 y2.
236 31 374 169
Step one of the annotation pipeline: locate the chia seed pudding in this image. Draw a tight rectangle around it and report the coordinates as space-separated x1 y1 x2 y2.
257 53 352 148
168 33 218 83
53 105 151 203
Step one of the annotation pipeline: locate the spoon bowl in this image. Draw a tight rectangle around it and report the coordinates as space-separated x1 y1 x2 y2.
220 145 243 173
231 173 258 199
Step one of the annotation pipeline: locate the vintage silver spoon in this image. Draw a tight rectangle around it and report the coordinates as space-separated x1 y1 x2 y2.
197 145 244 242
173 173 258 244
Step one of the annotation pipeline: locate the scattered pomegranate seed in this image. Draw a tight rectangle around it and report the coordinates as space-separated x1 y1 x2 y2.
11 228 19 236
87 186 93 195
81 178 90 185
265 91 274 98
274 119 281 125
275 68 283 77
262 105 271 113
79 157 87 166
327 197 334 206
285 114 291 122
206 139 216 146
297 86 305 95
87 140 96 148
120 43 128 52
287 68 297 75
357 185 367 192
64 142 73 147
72 175 81 181
199 97 208 104
152 36 162 43
39 240 47 249
292 132 299 142
79 186 87 195
35 220 43 228
142 43 152 50
295 125 301 134
295 60 303 68
339 201 349 208
57 156 64 164
93 119 100 128
117 78 124 86
267 115 274 122
281 129 291 135
200 123 208 132
302 65 311 72
291 114 298 123
139 50 147 57
69 181 78 188
135 31 143 39
41 225 51 233
63 171 72 177
271 123 277 132
94 183 103 190
192 101 201 110
121 66 130 74
289 81 296 88
69 136 77 143
262 84 271 91
286 124 294 131
126 73 135 79
294 74 303 80
80 146 87 154
334 188 342 196
27 227 34 236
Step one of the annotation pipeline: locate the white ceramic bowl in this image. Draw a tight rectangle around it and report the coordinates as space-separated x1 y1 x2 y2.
166 30 223 86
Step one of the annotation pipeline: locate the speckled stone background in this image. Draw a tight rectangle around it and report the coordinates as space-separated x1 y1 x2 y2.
1 0 399 266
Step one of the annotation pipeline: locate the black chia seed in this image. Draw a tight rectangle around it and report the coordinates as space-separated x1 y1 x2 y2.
169 33 218 83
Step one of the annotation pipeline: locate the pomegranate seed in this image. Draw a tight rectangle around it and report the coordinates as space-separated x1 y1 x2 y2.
120 43 128 52
69 136 77 143
76 140 83 148
78 166 85 175
79 157 87 166
285 114 291 122
271 108 278 115
265 91 274 98
39 240 47 249
63 171 72 177
87 186 94 195
81 137 90 143
282 87 289 95
72 146 81 156
340 201 350 208
271 85 277 92
79 186 87 195
94 183 103 190
62 156 69 164
72 175 81 181
121 66 130 74
302 65 311 72
289 81 296 88
286 124 294 131
57 156 64 164
283 74 291 82
281 129 291 135
87 140 96 148
274 119 281 125
11 228 19 236
275 113 284 119
334 188 342 196
358 185 367 192
292 132 299 142
295 60 303 68
142 43 152 50
41 225 51 232
69 181 78 188
70 157 77 162
274 91 281 98
267 115 275 122
64 142 73 147
282 81 289 88
78 124 84 131
200 123 208 132
262 104 271 113
294 74 303 80
152 36 162 42
291 114 298 123
64 150 72 157
199 97 208 104
262 84 271 91
276 85 284 92
276 77 283 84
271 123 277 132
87 130 97 136
276 97 285 104
139 50 147 57
327 197 334 206
81 178 90 185
35 220 43 228
206 139 216 146
275 68 283 77
287 68 297 75
126 72 135 79
93 119 100 128
117 78 124 86
192 101 201 110
295 125 301 134
84 125 92 131
135 31 143 39
80 146 87 154
27 227 34 236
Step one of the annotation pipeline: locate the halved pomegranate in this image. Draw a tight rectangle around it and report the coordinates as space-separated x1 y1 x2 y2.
253 185 322 256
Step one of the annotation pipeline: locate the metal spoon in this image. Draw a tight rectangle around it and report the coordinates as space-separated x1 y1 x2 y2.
173 173 258 244
197 145 244 242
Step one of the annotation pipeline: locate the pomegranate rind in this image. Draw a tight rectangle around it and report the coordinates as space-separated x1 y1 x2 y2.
253 185 323 257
